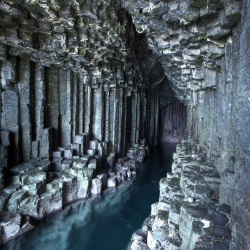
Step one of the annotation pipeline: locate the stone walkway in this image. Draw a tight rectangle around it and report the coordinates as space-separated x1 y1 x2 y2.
130 141 231 250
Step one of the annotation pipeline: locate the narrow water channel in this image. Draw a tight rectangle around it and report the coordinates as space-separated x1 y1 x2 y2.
3 143 176 250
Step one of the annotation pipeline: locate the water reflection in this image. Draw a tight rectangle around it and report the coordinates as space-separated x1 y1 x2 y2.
3 143 176 250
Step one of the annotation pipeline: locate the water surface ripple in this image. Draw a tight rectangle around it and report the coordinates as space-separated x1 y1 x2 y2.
3 143 176 250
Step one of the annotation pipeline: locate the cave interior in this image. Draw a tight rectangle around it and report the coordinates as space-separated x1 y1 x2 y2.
0 0 249 249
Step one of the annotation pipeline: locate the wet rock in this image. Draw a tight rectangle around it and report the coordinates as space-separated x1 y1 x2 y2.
0 0 247 247
151 202 158 216
131 240 149 250
107 177 117 188
38 188 63 219
10 162 36 175
210 211 229 227
97 173 107 190
36 159 50 172
19 195 39 218
131 231 149 250
158 199 171 212
0 146 8 169
62 159 72 171
75 177 91 200
91 178 102 195
131 142 234 249
168 198 183 225
40 128 53 159
21 170 46 185
62 176 78 206
0 213 22 243
6 190 28 213
179 202 207 248
52 151 63 158
88 159 97 171
147 227 169 249
152 210 169 230
22 181 45 196
64 149 73 160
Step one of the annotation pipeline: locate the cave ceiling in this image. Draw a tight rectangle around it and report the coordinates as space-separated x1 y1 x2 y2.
0 0 241 102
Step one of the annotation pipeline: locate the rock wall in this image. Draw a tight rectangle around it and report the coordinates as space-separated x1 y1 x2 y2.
122 0 250 248
159 101 187 143
131 141 231 250
0 58 147 164
0 0 179 244
0 0 249 248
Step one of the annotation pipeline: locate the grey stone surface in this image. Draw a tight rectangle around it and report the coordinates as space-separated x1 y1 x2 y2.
39 128 53 159
0 0 249 248
131 142 237 250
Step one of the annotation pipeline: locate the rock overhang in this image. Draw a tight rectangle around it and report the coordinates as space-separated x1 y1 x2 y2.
120 0 242 102
0 0 175 96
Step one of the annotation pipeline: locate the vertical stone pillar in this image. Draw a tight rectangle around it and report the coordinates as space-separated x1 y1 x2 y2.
121 90 127 157
131 91 136 146
92 85 104 141
40 127 53 159
117 88 123 154
139 89 146 140
109 88 118 152
60 69 72 147
153 95 159 147
78 76 84 134
149 94 155 146
104 89 110 143
45 67 59 150
18 58 31 161
0 62 2 129
35 63 45 141
72 71 79 140
135 90 140 144
84 85 92 135
1 90 19 165
187 103 194 142
114 88 120 153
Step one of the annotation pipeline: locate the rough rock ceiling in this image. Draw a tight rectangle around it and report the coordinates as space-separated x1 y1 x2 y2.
120 0 241 101
0 0 242 102
0 0 167 92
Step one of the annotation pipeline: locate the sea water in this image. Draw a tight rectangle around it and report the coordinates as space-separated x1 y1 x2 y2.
3 143 176 250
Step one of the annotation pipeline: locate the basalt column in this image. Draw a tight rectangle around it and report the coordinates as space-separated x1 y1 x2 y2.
0 57 152 165
123 0 250 248
0 4 174 235
160 101 187 143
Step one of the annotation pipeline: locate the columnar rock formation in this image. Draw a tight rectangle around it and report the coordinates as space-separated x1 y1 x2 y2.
0 0 249 249
122 0 250 248
131 141 231 250
0 0 181 244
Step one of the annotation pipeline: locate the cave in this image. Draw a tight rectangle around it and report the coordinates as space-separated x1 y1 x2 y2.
0 0 249 249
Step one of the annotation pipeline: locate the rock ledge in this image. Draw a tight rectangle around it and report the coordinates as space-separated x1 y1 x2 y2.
130 141 231 250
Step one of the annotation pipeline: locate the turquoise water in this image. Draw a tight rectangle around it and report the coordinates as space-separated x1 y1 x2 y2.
3 143 176 250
